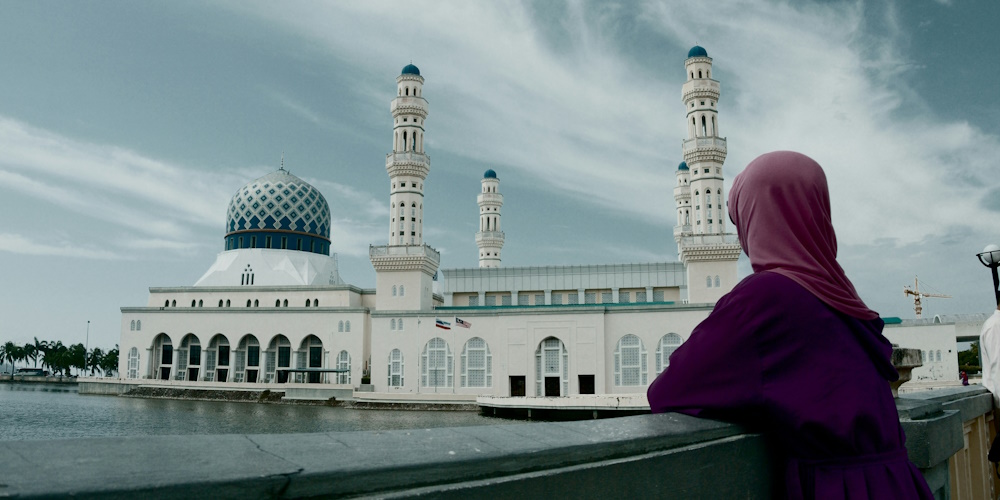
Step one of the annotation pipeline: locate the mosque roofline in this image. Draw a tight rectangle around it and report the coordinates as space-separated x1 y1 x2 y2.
149 284 368 294
121 306 372 313
433 301 715 315
439 261 685 277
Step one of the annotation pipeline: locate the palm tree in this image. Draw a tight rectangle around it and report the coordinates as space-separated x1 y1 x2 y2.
32 337 44 368
68 343 87 376
0 341 17 374
87 347 104 376
22 342 37 370
100 346 119 377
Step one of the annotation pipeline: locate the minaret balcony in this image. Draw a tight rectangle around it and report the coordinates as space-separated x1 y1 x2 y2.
477 193 504 204
681 80 720 99
673 225 692 237
391 98 428 117
475 231 505 245
370 244 441 274
682 137 727 154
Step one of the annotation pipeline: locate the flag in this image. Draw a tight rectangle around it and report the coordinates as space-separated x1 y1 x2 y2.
435 318 451 330
455 317 471 328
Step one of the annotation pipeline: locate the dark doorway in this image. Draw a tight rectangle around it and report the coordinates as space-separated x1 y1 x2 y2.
246 369 258 383
309 346 322 383
277 346 291 383
159 367 170 380
218 346 230 367
188 368 199 381
509 376 526 397
161 345 173 365
544 376 561 397
579 375 595 395
216 369 228 383
247 346 260 367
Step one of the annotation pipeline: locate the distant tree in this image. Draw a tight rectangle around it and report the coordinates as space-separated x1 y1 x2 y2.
959 341 982 373
100 346 119 377
22 342 37 370
68 343 87 376
87 348 104 376
0 341 17 374
32 337 44 368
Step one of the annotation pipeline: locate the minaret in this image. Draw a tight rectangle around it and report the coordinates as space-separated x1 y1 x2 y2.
675 46 741 304
387 63 429 246
371 63 440 311
476 169 504 267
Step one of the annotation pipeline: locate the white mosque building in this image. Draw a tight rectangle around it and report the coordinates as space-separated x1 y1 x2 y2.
116 47 746 397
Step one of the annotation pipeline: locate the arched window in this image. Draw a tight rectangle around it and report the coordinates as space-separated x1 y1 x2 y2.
655 333 682 374
225 300 230 307
171 300 176 307
614 334 647 386
283 299 288 307
706 276 713 288
254 299 259 307
247 299 252 307
136 320 141 331
130 320 135 331
127 347 140 379
701 115 707 136
165 300 169 307
714 276 721 288
936 350 942 362
390 319 396 330
535 338 568 396
218 300 224 307
336 351 351 384
698 70 702 78
314 298 319 307
191 300 196 307
461 337 492 388
399 285 405 296
422 338 453 388
388 349 404 387
305 299 311 307
338 321 344 332
275 299 281 307
345 321 351 332
198 300 203 307
392 285 397 297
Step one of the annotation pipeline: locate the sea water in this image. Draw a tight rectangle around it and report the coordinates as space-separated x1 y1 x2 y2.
0 382 513 441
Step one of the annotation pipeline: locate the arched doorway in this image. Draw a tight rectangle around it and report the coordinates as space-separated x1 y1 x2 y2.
535 337 568 397
206 334 231 382
151 334 173 380
235 335 261 383
177 334 202 381
266 335 291 383
297 335 324 383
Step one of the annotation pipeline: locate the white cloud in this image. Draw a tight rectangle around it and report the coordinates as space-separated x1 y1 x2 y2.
0 233 124 260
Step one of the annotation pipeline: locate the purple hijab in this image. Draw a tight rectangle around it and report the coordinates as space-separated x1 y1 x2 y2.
728 151 878 320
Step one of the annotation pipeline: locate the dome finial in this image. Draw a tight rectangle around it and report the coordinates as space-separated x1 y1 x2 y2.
280 151 285 172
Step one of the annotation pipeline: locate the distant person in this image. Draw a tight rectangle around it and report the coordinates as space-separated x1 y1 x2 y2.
961 371 969 386
647 151 932 499
979 303 1000 405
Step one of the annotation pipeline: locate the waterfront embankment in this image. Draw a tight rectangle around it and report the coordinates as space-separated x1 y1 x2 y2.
0 374 77 384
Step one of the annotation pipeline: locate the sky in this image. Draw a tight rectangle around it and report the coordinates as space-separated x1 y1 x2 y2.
1 0 998 351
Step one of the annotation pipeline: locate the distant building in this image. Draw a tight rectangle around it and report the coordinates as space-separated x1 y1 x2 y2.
118 48 741 397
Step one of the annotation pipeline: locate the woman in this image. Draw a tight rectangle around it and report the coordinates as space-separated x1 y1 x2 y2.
647 151 932 499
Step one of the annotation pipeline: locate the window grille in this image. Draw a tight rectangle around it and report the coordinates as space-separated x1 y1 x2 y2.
552 293 562 305
636 291 647 302
655 333 683 374
337 351 351 384
469 295 479 306
601 292 612 303
614 334 647 386
653 290 665 302
620 292 630 304
585 292 596 304
535 294 544 305
501 295 511 306
388 349 404 387
461 337 491 388
422 338 452 388
518 295 529 306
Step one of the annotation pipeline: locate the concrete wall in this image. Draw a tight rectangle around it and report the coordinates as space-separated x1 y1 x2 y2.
2 388 987 499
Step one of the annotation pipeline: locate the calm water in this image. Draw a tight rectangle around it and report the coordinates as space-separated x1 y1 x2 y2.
0 383 515 441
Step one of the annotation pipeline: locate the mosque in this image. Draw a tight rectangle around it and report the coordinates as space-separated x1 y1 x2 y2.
117 46 956 398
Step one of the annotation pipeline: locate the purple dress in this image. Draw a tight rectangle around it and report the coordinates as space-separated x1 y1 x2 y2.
647 272 932 499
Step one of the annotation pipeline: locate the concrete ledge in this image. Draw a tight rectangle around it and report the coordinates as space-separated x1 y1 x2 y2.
0 413 768 499
352 392 478 404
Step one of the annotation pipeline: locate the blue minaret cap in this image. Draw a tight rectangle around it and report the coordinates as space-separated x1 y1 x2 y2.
484 169 497 179
401 63 420 76
687 46 708 58
678 161 689 171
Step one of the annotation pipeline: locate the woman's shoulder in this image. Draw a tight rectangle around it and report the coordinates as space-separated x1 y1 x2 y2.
728 271 809 301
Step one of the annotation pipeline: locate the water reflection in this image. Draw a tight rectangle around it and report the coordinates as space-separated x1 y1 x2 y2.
0 383 515 441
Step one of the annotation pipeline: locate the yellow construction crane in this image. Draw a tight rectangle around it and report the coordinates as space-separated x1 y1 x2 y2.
903 276 951 319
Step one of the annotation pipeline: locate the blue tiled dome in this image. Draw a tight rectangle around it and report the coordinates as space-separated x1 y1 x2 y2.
678 161 689 171
224 169 331 254
687 46 708 58
484 169 497 179
401 64 420 76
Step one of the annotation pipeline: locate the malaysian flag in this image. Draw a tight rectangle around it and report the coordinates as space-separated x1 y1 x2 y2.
455 317 471 328
435 318 451 330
